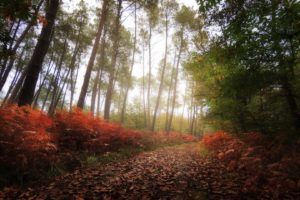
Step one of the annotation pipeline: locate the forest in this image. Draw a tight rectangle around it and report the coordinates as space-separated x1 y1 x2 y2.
0 0 299 199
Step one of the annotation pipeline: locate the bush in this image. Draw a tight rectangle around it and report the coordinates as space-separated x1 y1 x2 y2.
0 105 56 186
202 131 300 197
53 109 142 152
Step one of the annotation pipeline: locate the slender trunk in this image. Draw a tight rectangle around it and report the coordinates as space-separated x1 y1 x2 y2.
179 94 186 132
48 68 71 116
77 0 109 109
32 59 54 108
165 50 177 131
151 13 168 131
1 58 23 107
142 42 147 128
104 0 122 120
47 38 68 114
60 79 69 109
18 0 59 106
70 60 80 111
41 57 60 111
120 3 137 123
0 20 21 91
96 66 104 116
147 19 152 129
91 29 107 114
167 33 184 132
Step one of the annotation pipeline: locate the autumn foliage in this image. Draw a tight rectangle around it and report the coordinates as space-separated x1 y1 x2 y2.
53 108 142 152
203 131 300 198
0 105 195 187
0 105 56 185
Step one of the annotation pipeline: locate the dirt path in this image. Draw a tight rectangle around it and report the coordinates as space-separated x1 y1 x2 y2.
1 143 247 200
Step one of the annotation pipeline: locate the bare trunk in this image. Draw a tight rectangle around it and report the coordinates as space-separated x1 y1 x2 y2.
32 58 54 108
165 50 177 131
77 0 109 109
147 20 152 129
91 29 107 114
167 32 184 132
120 3 137 123
18 0 59 106
151 13 168 131
104 0 122 120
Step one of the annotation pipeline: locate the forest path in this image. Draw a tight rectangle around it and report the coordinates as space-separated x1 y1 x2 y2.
1 143 243 200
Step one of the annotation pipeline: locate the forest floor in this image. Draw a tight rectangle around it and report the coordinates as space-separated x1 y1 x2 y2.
0 142 268 200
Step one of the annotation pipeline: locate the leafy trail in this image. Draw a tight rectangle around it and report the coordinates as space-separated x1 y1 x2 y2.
0 143 286 200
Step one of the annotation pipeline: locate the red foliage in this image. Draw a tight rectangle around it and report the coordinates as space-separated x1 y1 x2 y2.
202 131 300 198
0 105 56 183
53 109 142 152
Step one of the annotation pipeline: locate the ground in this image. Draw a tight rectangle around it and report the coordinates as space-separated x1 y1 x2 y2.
0 143 289 200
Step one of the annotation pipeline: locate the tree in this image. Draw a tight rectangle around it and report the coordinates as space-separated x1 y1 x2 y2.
104 0 123 120
77 0 109 109
18 0 60 106
194 0 300 133
151 0 178 131
120 2 137 123
167 6 198 132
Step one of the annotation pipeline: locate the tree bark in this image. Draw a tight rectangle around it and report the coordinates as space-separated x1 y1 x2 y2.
104 0 122 120
18 0 59 106
77 0 109 109
120 2 137 123
90 29 107 114
167 32 184 132
151 12 169 131
147 18 152 129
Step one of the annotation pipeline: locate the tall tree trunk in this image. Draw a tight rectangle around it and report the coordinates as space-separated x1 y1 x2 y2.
142 42 147 128
103 0 122 121
167 33 184 132
90 29 107 114
151 13 169 131
147 18 152 129
47 37 68 115
77 0 109 109
41 57 60 111
164 49 177 131
18 0 59 106
70 59 80 111
96 66 104 116
0 20 21 83
48 68 71 116
120 3 137 123
32 58 54 108
0 0 45 91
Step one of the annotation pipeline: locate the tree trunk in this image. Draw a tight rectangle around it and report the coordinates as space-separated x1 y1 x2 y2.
164 49 177 131
0 20 21 83
32 58 54 108
48 68 71 116
18 0 59 106
104 0 122 121
77 0 109 109
0 0 45 91
147 18 152 129
151 13 169 131
90 29 107 114
96 66 104 116
142 42 147 128
120 3 137 123
167 32 184 132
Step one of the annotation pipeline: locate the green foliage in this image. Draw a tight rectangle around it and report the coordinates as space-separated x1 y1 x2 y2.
188 0 300 134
